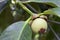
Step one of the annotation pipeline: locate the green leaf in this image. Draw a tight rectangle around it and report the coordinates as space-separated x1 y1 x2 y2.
22 0 60 7
46 30 55 40
0 4 13 33
0 21 32 40
46 15 60 40
43 7 60 17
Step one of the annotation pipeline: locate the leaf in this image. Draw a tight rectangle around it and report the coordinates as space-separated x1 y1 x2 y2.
43 7 60 17
0 0 10 13
46 15 60 40
23 0 60 7
0 3 13 33
0 21 32 40
46 30 55 40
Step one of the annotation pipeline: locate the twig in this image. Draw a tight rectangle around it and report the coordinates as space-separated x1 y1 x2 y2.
26 4 38 13
17 1 34 15
25 4 45 16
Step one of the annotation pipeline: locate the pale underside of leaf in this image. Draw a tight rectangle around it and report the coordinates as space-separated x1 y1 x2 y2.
0 21 32 40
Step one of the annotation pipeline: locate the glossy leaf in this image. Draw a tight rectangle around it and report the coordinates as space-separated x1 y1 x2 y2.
44 7 60 17
22 0 60 7
0 21 32 40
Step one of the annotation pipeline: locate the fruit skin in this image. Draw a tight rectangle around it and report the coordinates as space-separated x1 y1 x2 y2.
40 15 47 21
31 18 48 33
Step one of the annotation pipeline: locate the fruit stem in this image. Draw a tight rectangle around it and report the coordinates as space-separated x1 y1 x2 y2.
17 1 34 15
25 16 32 25
23 16 32 29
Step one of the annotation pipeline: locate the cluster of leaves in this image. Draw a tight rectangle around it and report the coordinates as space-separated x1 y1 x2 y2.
0 0 60 40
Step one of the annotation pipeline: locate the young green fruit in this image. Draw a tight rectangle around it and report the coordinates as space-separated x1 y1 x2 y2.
31 18 48 33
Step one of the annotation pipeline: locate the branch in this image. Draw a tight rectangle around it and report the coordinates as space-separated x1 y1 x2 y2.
17 1 34 15
25 4 45 16
26 4 38 13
